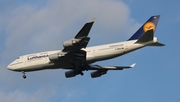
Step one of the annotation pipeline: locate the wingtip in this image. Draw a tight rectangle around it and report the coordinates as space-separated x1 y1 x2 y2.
130 63 136 68
88 17 96 23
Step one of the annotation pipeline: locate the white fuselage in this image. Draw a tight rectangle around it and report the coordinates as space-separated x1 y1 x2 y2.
7 39 154 72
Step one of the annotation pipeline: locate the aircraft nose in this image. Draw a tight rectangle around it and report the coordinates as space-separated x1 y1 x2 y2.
7 64 14 70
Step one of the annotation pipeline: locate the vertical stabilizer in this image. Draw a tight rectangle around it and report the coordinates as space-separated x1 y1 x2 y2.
128 15 160 40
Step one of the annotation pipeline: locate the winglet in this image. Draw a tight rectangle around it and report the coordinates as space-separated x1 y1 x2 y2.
130 63 136 68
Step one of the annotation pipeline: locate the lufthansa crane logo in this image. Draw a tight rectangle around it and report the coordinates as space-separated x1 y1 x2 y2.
143 22 155 32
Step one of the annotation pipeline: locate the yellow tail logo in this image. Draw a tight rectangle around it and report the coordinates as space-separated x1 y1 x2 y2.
143 22 155 32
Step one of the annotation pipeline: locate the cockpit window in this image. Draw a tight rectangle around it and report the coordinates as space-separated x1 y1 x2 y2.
17 57 20 59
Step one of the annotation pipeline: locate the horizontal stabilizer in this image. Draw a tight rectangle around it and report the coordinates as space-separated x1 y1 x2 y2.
148 42 165 46
135 29 154 43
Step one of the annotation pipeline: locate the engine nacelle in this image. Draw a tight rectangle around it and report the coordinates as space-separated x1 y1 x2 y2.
91 70 107 78
65 70 78 78
63 39 81 48
49 52 65 62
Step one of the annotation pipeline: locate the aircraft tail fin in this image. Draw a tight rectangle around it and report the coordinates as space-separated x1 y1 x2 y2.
135 29 154 43
135 29 165 46
128 15 160 40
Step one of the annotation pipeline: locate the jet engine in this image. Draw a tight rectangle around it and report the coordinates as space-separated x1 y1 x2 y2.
48 52 65 62
65 70 78 78
63 39 81 48
90 70 107 78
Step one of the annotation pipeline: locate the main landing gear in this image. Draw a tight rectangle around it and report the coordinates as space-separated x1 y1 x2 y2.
22 71 26 79
78 70 84 76
70 59 86 76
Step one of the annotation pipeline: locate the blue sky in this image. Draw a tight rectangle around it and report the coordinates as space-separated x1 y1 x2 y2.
0 0 180 102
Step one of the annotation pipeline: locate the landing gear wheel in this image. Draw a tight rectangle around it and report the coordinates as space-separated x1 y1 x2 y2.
22 71 26 79
80 72 84 76
23 75 26 79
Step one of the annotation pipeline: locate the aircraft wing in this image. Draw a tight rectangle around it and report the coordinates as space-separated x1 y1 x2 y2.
88 63 136 70
63 17 96 52
83 63 136 78
75 17 96 39
64 63 136 78
48 18 96 65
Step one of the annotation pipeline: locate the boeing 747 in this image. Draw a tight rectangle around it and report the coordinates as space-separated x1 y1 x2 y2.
7 15 164 79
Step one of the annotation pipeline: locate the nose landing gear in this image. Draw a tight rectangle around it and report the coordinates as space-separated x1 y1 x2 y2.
22 71 26 79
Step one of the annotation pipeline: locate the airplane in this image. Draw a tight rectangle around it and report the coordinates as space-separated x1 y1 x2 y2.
7 15 165 79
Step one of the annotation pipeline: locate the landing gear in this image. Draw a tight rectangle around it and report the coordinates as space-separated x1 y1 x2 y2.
23 75 26 79
70 59 85 76
22 71 26 79
70 59 77 69
79 71 84 76
81 60 88 71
